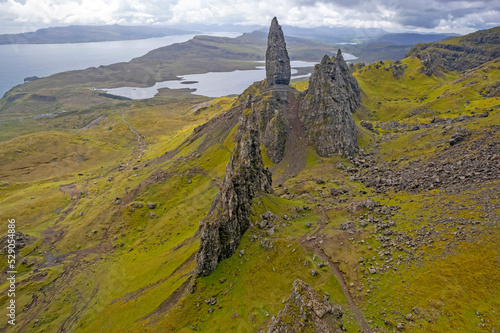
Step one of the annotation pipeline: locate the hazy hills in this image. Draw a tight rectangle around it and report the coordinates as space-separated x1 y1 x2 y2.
0 24 194 44
372 32 459 45
0 23 456 46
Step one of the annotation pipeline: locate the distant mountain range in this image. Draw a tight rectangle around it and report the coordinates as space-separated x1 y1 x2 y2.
279 25 388 43
269 26 457 45
372 32 460 44
0 24 195 44
0 23 459 46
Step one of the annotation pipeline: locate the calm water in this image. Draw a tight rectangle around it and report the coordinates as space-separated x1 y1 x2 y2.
0 32 241 98
104 56 357 99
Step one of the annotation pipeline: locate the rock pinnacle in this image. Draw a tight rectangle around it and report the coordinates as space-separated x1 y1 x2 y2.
265 17 291 87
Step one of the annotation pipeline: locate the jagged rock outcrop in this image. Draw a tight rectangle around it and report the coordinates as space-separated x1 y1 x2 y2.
195 18 363 277
267 279 344 333
1 231 36 252
266 17 291 87
300 50 360 157
195 98 273 277
251 86 290 163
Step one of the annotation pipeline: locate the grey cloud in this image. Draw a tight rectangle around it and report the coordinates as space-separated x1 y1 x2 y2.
308 0 500 29
0 0 498 33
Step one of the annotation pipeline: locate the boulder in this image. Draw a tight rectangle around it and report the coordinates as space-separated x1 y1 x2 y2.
267 280 344 332
348 199 376 213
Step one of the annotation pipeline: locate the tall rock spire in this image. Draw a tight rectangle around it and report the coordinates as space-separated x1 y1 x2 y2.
194 20 363 278
265 17 291 87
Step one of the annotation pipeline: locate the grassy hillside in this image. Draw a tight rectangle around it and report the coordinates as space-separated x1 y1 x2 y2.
406 26 500 73
0 29 499 332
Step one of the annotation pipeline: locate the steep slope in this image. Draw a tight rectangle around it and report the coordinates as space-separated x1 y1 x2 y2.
406 26 500 74
344 33 500 332
195 98 273 277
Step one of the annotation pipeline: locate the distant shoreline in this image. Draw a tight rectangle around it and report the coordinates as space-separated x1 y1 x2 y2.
0 24 196 45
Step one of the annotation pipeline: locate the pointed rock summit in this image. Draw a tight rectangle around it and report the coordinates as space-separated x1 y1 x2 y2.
300 49 361 157
195 18 362 278
265 17 291 87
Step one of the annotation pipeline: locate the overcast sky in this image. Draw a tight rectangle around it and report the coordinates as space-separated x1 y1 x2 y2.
0 0 499 34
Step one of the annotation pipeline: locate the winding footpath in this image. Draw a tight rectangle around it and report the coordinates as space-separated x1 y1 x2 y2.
121 111 146 160
301 211 373 333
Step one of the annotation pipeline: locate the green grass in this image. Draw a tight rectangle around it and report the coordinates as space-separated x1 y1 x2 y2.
354 57 499 124
137 193 356 332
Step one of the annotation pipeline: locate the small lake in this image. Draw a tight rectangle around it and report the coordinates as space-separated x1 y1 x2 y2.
103 55 357 99
0 32 241 97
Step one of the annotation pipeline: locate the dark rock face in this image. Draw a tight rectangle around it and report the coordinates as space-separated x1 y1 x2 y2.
195 18 363 277
195 100 273 277
24 76 40 82
449 128 470 146
265 17 291 87
29 94 56 102
390 61 406 78
267 279 344 333
300 50 361 157
251 87 290 163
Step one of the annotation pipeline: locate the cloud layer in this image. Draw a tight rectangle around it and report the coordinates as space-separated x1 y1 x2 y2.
1 0 499 33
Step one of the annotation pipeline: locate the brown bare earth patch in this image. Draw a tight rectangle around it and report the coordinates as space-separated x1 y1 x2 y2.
271 88 307 184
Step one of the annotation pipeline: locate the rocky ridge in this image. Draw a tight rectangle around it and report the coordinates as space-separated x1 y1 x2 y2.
195 17 361 276
265 279 344 333
406 26 500 75
300 50 361 157
251 85 290 163
195 98 273 277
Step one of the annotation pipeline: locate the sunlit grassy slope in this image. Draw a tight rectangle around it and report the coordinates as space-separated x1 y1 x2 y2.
0 45 499 333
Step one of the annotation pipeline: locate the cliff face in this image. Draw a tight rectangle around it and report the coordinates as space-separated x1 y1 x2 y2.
195 18 362 277
195 18 293 277
406 26 500 74
267 280 344 333
300 50 360 157
195 99 273 277
266 17 291 87
252 88 290 164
